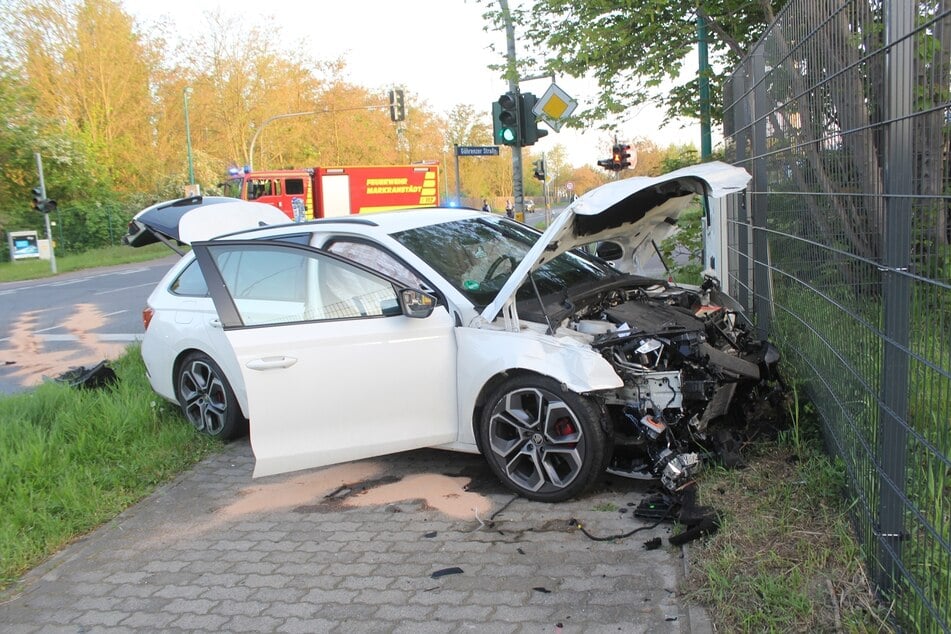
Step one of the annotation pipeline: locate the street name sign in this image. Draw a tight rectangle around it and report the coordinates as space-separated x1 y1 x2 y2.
456 146 501 156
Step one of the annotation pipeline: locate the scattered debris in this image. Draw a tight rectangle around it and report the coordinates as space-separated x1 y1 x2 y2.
422 531 437 539
669 484 721 546
51 360 118 390
643 537 663 550
634 492 680 521
430 567 464 579
533 586 552 594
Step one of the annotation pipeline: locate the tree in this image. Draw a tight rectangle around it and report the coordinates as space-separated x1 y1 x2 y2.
0 63 120 254
563 165 610 197
4 0 158 191
479 0 785 126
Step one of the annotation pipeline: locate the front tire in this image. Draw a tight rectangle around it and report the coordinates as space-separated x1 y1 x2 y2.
175 352 246 440
479 375 609 502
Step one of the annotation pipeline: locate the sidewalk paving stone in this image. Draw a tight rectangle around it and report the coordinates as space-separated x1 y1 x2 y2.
0 439 712 632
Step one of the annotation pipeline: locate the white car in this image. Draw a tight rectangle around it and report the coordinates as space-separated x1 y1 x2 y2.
131 162 777 502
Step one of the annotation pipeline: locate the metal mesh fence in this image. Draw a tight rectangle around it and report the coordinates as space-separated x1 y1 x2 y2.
722 1 951 631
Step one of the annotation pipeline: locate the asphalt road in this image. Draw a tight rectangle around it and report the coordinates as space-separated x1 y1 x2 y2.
0 254 180 395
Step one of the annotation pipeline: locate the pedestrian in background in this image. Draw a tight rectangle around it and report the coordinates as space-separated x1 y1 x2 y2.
482 199 491 212
505 200 514 218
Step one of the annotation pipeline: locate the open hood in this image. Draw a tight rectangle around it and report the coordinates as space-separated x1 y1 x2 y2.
124 196 290 249
481 161 751 323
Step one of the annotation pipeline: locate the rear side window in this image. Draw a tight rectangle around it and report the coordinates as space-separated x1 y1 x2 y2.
170 260 209 297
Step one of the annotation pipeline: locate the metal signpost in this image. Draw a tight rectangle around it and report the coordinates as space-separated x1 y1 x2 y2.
454 145 501 205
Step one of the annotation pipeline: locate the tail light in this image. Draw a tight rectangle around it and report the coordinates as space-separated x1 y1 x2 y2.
142 306 154 331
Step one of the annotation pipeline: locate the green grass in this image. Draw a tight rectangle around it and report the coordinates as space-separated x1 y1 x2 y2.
0 347 219 589
0 243 173 283
686 415 894 632
768 279 950 632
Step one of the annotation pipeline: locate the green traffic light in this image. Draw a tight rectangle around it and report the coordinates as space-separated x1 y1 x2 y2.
493 92 520 147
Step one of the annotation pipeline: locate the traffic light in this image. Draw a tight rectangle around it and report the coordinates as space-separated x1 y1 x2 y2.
389 89 405 122
597 156 621 172
600 143 632 172
492 92 519 146
519 93 548 147
617 144 632 169
31 186 56 213
533 159 546 181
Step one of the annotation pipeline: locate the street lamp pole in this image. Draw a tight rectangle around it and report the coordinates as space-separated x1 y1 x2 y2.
183 87 195 185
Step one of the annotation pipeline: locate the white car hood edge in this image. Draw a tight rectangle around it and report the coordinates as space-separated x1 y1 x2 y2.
480 161 751 324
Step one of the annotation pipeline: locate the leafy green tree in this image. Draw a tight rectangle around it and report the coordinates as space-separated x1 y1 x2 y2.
0 64 122 255
480 0 784 126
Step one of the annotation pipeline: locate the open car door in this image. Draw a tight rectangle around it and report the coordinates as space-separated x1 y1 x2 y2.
191 239 458 478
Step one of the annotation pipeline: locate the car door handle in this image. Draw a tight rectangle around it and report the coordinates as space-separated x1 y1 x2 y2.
246 356 298 370
209 319 222 329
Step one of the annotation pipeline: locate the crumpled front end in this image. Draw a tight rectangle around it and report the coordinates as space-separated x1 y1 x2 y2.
563 277 782 491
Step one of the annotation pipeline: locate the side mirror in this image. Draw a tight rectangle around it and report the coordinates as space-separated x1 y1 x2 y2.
399 289 438 319
596 241 624 261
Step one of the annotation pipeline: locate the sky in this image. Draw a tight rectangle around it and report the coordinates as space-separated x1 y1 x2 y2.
125 0 702 168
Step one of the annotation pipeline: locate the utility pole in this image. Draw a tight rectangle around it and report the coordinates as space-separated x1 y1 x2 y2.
184 87 196 187
542 152 551 225
34 153 56 274
498 0 524 215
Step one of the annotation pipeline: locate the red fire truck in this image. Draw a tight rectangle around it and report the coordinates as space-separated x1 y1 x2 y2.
222 164 440 221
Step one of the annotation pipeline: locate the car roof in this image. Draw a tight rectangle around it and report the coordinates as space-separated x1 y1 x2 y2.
220 207 487 240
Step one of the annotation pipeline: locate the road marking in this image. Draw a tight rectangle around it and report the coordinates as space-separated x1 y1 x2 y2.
0 266 152 294
94 282 156 295
14 333 144 343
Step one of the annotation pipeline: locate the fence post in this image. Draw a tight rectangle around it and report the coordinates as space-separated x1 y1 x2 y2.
750 45 771 338
876 0 913 595
734 60 753 312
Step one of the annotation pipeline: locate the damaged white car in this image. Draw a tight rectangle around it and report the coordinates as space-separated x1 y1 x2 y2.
132 162 779 502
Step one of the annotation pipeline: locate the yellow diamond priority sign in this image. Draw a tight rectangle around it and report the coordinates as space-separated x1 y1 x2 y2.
533 83 577 132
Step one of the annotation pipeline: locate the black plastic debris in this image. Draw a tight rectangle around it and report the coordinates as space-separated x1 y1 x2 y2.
422 531 437 539
533 587 552 594
53 361 117 390
669 484 720 546
634 493 680 521
643 537 662 550
430 567 463 579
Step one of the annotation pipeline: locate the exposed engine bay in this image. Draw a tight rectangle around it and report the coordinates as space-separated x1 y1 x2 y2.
563 275 783 491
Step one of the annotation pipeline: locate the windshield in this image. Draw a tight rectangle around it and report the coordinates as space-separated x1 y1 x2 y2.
391 216 615 307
